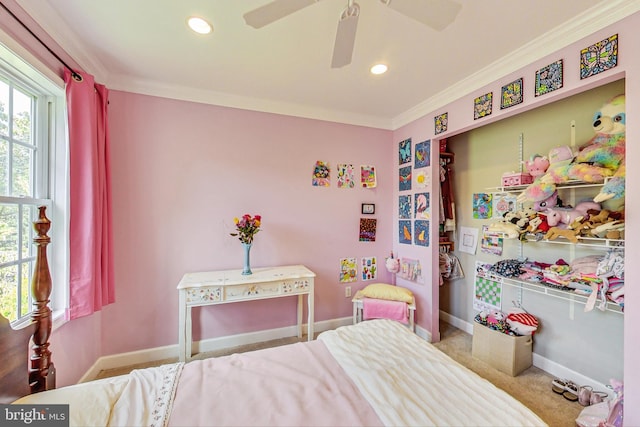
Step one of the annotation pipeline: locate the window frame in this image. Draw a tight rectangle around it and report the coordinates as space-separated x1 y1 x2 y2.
0 39 68 328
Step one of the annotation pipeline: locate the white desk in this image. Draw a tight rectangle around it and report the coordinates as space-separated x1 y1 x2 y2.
177 264 315 362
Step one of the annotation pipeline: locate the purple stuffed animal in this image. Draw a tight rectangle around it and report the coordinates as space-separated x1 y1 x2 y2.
545 201 601 227
533 190 564 211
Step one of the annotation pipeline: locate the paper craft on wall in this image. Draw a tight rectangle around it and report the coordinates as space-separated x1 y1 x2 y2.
398 138 412 165
337 163 355 188
399 220 412 244
473 193 493 219
414 140 431 169
481 225 504 256
360 165 377 188
580 34 618 80
459 226 479 255
414 169 430 188
474 92 493 120
435 112 448 135
399 258 422 282
492 193 517 219
535 59 563 96
473 261 503 311
359 218 377 242
500 78 524 109
312 161 330 187
398 195 411 219
399 166 412 191
414 220 429 247
339 257 357 283
361 257 377 281
414 192 430 219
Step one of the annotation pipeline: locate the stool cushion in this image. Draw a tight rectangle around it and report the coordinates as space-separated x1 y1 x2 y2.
360 283 413 303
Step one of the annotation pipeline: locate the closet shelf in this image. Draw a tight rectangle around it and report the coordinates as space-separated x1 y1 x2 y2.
488 179 608 194
499 276 624 315
521 234 624 249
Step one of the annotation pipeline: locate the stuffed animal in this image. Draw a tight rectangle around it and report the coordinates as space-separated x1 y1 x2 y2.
545 227 581 243
524 154 550 178
518 95 625 204
518 146 574 202
545 201 601 227
533 190 564 211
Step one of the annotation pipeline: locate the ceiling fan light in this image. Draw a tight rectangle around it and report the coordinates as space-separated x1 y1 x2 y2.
371 64 388 75
187 17 212 34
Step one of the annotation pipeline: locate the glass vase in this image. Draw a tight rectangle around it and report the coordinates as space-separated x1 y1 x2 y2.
242 242 252 275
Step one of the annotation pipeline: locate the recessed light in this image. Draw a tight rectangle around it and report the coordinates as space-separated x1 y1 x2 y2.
187 16 212 34
370 64 388 75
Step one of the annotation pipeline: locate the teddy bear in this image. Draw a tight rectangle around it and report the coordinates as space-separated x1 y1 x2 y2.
517 94 625 205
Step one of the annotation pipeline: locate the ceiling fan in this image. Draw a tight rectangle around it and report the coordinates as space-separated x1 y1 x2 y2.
243 0 462 68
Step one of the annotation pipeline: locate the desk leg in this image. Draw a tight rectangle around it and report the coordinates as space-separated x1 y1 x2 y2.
178 290 187 362
297 294 303 339
307 291 314 341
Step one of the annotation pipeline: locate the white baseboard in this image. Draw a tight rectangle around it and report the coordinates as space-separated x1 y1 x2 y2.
80 317 352 383
439 310 611 397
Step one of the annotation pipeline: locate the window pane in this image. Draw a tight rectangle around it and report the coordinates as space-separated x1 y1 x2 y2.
0 139 7 195
0 204 19 263
0 264 17 321
21 205 36 259
20 261 32 317
0 79 8 137
12 88 32 143
12 143 33 197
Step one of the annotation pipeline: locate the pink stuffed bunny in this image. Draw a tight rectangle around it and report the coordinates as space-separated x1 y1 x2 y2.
545 201 601 227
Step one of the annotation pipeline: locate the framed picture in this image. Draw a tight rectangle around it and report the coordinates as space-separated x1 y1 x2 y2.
361 203 375 215
535 59 563 96
580 34 618 80
500 78 524 109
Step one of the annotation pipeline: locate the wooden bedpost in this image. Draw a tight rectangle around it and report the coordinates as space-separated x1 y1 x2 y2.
29 206 56 393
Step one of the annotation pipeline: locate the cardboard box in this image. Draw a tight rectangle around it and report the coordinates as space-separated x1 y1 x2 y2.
471 322 533 376
501 172 534 187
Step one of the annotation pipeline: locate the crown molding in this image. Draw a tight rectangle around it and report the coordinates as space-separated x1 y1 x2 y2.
391 0 640 130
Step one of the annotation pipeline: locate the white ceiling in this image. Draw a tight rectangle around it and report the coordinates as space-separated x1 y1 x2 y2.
15 0 638 129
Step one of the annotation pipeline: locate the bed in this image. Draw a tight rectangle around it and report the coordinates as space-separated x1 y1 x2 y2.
2 208 547 426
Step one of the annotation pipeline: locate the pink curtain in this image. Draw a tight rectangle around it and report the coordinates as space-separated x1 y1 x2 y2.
64 69 115 319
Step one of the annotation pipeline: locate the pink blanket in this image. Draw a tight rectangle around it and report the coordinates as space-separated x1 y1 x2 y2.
168 340 382 427
363 298 408 324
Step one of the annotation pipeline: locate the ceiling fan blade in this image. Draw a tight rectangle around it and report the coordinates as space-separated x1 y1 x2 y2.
331 3 360 68
244 0 318 29
382 0 461 31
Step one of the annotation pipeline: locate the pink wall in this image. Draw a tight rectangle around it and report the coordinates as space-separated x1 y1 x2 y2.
100 93 393 354
392 13 640 425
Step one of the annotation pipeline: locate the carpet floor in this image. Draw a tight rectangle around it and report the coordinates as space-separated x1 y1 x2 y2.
95 321 586 426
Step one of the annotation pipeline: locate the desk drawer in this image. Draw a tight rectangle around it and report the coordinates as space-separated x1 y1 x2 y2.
186 286 223 304
225 279 311 301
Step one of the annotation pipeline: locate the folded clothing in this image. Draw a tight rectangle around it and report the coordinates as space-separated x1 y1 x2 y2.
363 298 408 324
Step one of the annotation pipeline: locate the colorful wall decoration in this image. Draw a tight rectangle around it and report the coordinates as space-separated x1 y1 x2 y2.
399 220 412 244
500 78 524 109
398 138 412 164
580 33 618 79
361 257 378 281
434 112 448 135
312 160 330 186
414 140 431 169
360 165 377 188
535 59 563 96
339 257 357 283
474 92 493 119
359 218 377 242
414 220 429 247
399 166 412 191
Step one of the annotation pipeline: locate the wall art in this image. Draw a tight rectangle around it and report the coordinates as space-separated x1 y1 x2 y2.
535 59 563 96
473 261 503 311
398 138 412 165
360 165 377 188
312 160 330 187
339 257 357 283
414 140 431 169
472 193 493 219
399 258 422 282
414 192 430 219
414 220 429 247
359 218 377 242
361 257 378 281
398 195 412 219
492 193 517 219
399 220 412 244
337 163 355 188
434 112 448 135
474 92 493 120
361 203 375 215
580 34 618 80
459 226 479 255
500 78 524 109
481 225 504 256
399 166 412 191
414 169 430 188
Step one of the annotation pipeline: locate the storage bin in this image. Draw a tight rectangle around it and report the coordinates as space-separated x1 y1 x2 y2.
501 172 534 187
471 322 533 376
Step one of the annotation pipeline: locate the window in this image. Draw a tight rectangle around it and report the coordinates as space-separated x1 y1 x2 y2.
0 41 67 325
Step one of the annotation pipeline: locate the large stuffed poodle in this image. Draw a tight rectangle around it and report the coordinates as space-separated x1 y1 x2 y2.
518 95 625 207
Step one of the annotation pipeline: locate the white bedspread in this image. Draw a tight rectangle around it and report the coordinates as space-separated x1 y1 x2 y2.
318 319 546 427
14 319 546 427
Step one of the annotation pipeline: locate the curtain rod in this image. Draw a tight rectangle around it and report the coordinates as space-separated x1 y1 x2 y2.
0 1 83 81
